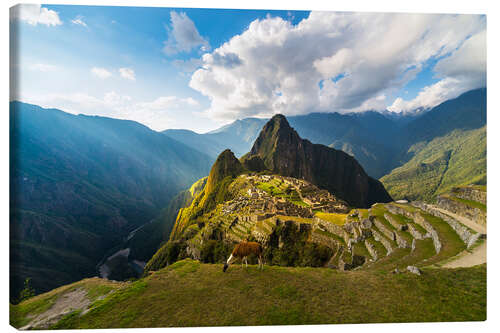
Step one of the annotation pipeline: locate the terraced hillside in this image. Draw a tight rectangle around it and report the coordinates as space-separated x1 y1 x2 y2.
146 168 486 275
11 184 486 329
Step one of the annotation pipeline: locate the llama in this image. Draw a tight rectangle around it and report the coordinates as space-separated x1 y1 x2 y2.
223 241 263 272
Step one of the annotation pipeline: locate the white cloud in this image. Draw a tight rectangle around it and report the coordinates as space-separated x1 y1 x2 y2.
163 11 209 55
119 67 136 81
10 4 62 27
71 16 88 28
29 63 58 72
91 67 112 79
389 30 486 112
389 78 461 112
189 12 485 119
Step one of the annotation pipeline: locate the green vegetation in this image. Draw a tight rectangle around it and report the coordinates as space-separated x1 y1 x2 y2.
265 223 332 267
16 278 35 304
10 102 213 297
315 212 347 226
10 277 123 328
13 259 485 328
381 127 486 201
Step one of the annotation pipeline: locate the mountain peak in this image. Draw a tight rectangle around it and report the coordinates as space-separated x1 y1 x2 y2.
268 114 292 131
205 149 243 195
245 115 392 207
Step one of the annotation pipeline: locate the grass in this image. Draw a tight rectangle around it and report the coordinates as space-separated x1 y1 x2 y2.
10 277 124 328
16 259 485 328
315 212 347 226
358 209 370 219
276 215 314 224
419 212 467 267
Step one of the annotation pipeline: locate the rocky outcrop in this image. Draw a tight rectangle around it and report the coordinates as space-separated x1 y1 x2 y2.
407 265 422 275
204 149 244 195
245 114 392 207
411 201 480 248
436 195 486 225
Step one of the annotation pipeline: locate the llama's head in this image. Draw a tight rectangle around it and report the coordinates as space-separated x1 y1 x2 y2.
222 263 229 272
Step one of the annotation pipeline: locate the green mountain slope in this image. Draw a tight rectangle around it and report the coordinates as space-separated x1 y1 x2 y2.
10 102 212 300
11 260 486 329
381 127 486 201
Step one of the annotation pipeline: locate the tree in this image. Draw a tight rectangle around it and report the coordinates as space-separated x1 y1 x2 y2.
18 278 35 303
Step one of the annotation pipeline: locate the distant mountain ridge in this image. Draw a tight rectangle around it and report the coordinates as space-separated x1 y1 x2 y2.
163 107 410 178
10 101 212 299
164 88 486 193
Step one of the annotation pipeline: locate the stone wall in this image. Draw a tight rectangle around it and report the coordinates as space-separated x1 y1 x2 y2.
407 224 423 240
364 239 378 261
451 187 486 205
313 217 346 240
385 204 441 254
384 204 413 219
413 213 442 254
310 231 339 250
372 229 393 256
436 196 486 226
412 201 479 248
373 218 395 241
384 213 408 231
394 231 409 248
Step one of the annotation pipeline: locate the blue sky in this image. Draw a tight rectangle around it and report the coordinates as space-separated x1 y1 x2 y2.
10 4 486 132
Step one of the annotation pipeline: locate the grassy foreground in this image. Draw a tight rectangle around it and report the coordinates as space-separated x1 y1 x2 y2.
11 259 486 328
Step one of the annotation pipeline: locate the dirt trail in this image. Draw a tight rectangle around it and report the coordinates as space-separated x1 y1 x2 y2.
443 240 486 268
427 204 487 268
20 288 91 330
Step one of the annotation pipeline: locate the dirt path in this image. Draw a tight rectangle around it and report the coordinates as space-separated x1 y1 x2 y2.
442 240 487 268
21 288 91 330
429 205 487 234
427 204 486 268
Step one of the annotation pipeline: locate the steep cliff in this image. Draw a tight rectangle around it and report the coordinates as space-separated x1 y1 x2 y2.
242 114 392 207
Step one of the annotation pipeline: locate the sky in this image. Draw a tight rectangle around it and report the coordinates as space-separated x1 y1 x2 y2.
10 4 486 133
